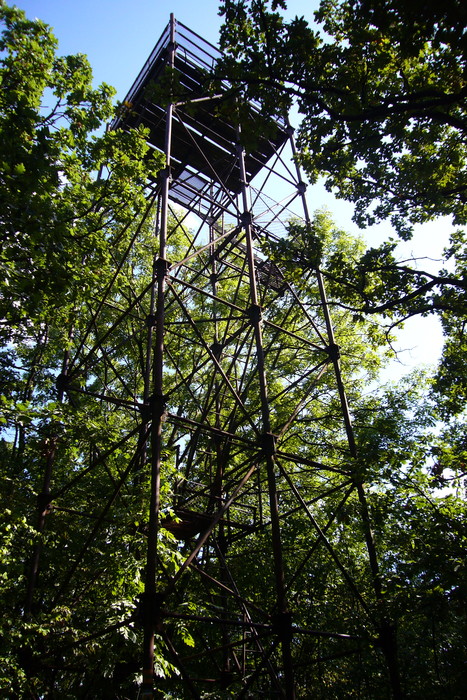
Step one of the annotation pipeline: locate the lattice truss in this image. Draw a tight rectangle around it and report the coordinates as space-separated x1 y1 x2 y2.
28 17 393 700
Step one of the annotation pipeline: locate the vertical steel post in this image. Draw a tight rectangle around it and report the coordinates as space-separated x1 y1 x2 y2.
210 216 230 677
141 14 176 698
137 200 161 481
236 131 295 699
288 124 402 699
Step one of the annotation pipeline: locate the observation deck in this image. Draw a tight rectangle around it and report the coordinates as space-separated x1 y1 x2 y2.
111 18 288 213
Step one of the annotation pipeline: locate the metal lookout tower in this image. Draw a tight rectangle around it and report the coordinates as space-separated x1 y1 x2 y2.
27 15 401 700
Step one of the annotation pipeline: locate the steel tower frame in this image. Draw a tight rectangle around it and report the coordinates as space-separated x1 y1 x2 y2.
26 15 401 700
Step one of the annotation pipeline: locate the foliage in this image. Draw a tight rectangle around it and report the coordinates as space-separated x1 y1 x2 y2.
351 376 467 698
218 0 467 416
0 3 163 337
218 0 467 237
0 4 166 697
1 3 466 699
215 3 467 695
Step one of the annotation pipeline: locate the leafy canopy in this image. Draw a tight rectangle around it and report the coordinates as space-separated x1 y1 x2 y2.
0 3 163 337
1 3 467 697
219 0 467 238
219 0 467 415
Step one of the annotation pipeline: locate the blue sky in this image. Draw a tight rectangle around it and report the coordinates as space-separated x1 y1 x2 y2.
17 0 225 99
10 0 447 371
16 1 322 99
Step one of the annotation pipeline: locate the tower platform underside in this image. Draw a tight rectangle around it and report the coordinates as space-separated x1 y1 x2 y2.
111 19 289 220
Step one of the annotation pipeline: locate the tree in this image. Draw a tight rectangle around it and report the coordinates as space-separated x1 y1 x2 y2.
350 375 467 699
219 0 467 236
215 3 467 695
0 3 162 335
217 0 467 410
2 4 466 698
0 5 166 696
